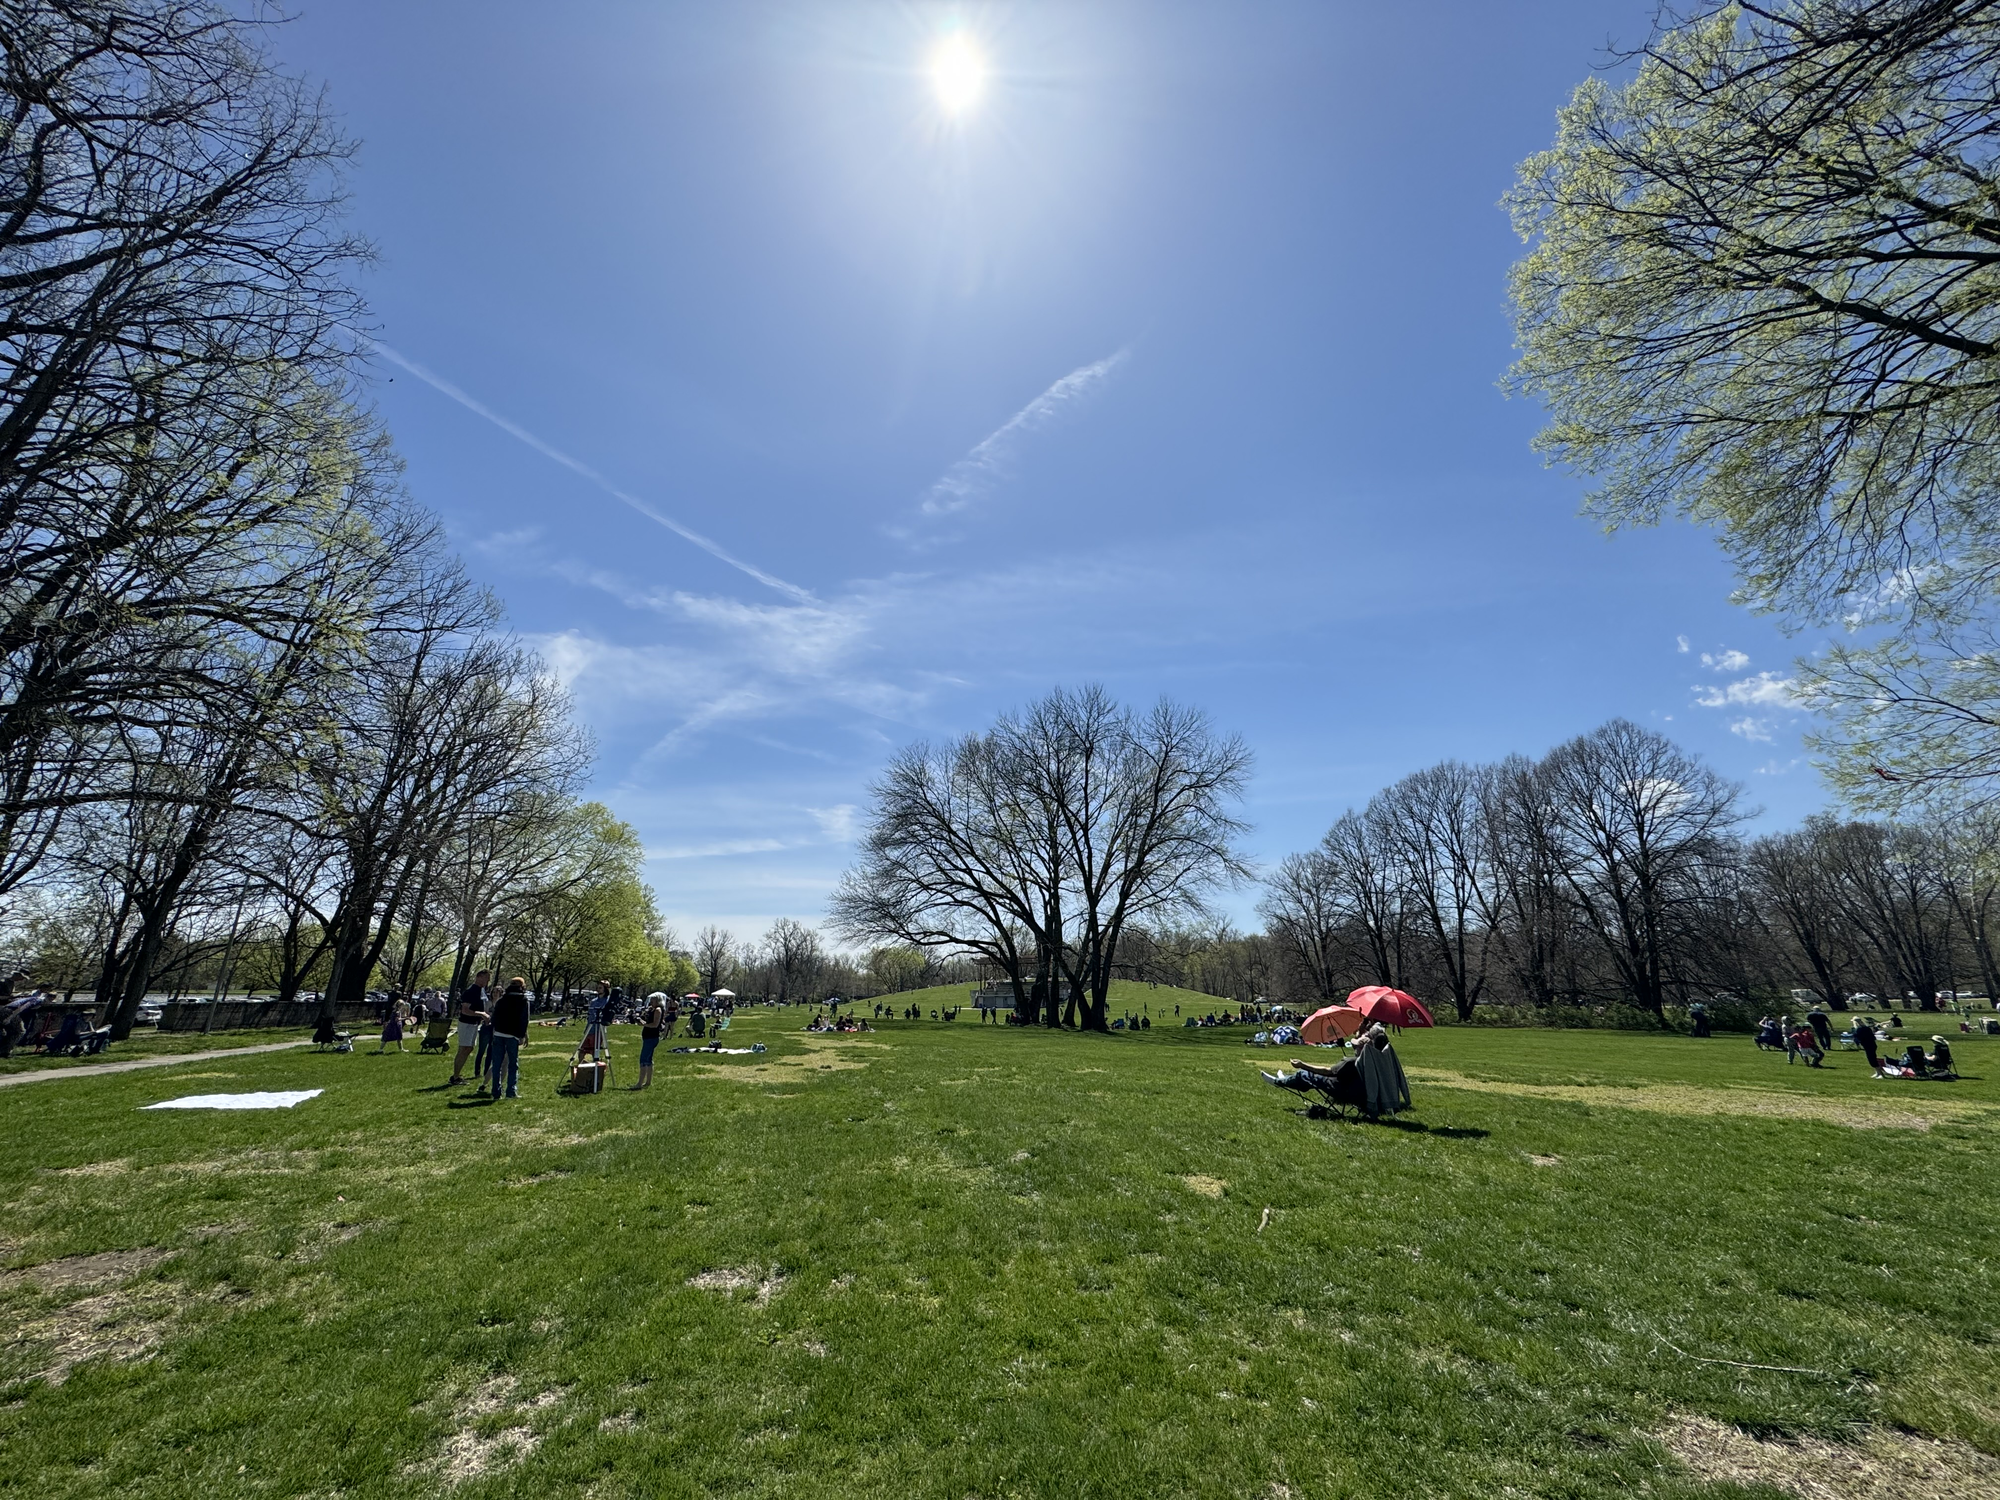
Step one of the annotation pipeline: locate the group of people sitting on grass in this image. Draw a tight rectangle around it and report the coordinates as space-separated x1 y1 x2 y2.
1750 1006 1959 1079
1843 1018 1957 1079
806 1009 875 1033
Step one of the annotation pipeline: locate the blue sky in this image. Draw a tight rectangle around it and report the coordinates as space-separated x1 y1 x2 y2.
281 2 1827 938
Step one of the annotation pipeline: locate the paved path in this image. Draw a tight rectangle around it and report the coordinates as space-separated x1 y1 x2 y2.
0 1040 309 1088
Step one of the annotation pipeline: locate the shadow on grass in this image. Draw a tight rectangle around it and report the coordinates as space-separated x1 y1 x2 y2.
1293 1108 1489 1139
445 1095 499 1110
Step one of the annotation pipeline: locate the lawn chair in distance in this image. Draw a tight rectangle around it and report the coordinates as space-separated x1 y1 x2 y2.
418 1014 451 1055
1262 1056 1369 1119
310 1016 354 1052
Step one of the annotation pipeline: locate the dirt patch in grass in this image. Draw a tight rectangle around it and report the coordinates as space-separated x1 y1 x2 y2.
1182 1175 1227 1198
51 1158 132 1178
6 1279 183 1384
410 1376 565 1485
1528 1154 1563 1167
1411 1069 1992 1131
695 1037 881 1085
1659 1413 2000 1498
687 1265 785 1306
0 1247 171 1293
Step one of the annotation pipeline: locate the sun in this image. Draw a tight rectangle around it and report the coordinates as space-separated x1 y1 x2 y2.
929 35 985 114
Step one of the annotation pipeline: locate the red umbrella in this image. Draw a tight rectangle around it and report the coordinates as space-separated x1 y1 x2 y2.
1346 986 1435 1029
1299 1005 1364 1045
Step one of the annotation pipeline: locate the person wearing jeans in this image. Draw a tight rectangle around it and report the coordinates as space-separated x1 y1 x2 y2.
487 977 531 1098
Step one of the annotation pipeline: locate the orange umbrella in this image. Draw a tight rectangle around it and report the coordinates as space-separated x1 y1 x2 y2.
1346 986 1435 1029
1300 1004 1365 1045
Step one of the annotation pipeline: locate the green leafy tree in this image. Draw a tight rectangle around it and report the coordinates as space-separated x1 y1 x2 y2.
1507 1 2000 799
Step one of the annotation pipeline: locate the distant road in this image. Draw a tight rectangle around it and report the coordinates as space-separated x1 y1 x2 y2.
0 1040 309 1088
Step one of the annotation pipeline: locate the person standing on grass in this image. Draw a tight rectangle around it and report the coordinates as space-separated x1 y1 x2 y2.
377 994 406 1053
452 971 493 1085
1853 1016 1883 1074
637 991 665 1089
487 977 530 1098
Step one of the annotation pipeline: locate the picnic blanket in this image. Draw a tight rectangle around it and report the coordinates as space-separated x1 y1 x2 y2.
143 1089 324 1111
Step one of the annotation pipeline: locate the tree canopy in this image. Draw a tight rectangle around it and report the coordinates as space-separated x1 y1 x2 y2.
1508 0 2000 800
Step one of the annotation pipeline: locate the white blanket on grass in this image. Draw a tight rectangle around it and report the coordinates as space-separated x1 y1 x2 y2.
143 1089 324 1111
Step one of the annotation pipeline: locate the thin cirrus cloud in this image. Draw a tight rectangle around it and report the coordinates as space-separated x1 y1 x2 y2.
358 334 816 605
917 350 1129 519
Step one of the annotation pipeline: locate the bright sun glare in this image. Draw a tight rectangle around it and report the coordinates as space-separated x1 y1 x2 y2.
929 36 985 114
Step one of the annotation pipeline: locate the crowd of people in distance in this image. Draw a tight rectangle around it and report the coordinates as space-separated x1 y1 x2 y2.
870 1001 962 1022
1181 1002 1279 1029
806 1007 876 1033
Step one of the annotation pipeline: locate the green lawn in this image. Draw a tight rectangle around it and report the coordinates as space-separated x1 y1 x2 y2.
0 1026 317 1076
2 1012 1996 1497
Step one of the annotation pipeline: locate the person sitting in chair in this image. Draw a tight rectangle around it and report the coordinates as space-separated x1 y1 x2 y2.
1927 1036 1956 1077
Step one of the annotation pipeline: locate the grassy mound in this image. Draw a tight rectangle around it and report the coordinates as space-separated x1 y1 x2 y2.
851 979 1238 1018
2 1014 1996 1496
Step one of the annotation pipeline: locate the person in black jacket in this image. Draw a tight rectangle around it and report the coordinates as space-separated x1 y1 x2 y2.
487 977 530 1099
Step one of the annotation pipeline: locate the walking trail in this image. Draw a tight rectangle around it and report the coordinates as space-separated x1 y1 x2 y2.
0 1040 308 1088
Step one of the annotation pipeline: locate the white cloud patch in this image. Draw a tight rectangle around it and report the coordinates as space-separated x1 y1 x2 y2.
1676 634 1690 653
1699 648 1751 672
807 804 858 842
1728 717 1774 742
1695 671 1798 709
918 351 1128 518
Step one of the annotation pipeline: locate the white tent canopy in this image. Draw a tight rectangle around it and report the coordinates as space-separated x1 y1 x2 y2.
709 988 736 998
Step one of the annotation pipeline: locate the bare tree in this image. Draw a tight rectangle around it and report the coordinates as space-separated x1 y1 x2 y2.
1375 761 1495 1021
693 924 735 996
1257 849 1349 1003
759 918 824 1005
1539 719 1746 1021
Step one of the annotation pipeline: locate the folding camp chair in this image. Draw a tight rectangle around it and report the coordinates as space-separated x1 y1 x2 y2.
1261 1056 1369 1119
418 1015 451 1054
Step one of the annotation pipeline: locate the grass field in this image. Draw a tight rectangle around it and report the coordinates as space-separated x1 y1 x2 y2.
2 1010 1997 1498
0 1027 317 1077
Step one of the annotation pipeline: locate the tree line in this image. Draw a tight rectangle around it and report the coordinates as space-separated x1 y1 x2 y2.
831 695 1999 1026
1262 718 1999 1021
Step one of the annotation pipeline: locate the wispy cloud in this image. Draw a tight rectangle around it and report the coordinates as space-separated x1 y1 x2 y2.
1675 634 1690 653
1728 717 1774 742
1700 648 1750 672
358 334 815 604
918 350 1128 518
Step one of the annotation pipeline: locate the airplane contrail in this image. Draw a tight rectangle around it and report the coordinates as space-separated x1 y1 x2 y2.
359 335 815 604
